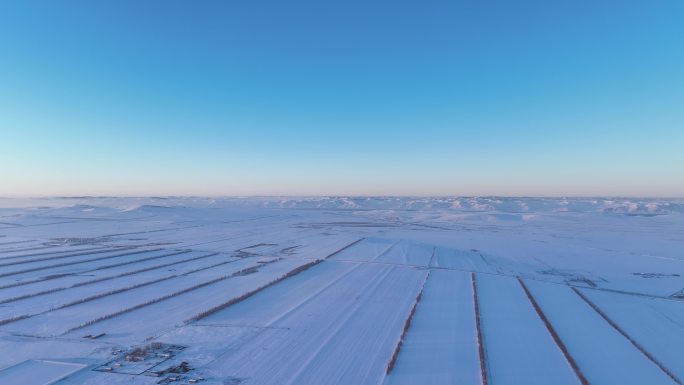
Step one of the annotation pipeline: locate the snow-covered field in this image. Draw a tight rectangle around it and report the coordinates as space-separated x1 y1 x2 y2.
0 196 682 385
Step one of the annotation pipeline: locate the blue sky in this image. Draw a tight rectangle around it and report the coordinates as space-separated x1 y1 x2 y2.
1 0 683 197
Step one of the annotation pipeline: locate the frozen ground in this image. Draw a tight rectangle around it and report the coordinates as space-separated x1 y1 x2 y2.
0 196 682 385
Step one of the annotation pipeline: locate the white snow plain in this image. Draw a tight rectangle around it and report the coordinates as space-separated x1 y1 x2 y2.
0 196 682 385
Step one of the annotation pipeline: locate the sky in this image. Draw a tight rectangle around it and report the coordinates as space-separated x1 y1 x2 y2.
1 0 683 197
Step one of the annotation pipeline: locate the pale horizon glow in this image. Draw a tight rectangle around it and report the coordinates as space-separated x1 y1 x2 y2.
1 1 683 197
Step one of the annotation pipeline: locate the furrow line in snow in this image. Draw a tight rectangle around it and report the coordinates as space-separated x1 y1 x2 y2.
73 251 210 286
78 249 187 273
0 274 165 324
101 224 206 238
329 258 432 268
519 278 591 385
0 246 132 267
0 314 29 326
0 254 234 324
0 274 71 290
0 240 36 247
188 238 368 323
386 269 431 374
472 272 489 385
323 237 366 259
0 248 163 279
197 261 369 330
370 240 401 262
573 285 684 303
572 287 682 385
279 265 399 385
64 259 283 334
52 275 177 310
0 249 185 291
426 247 436 267
0 276 181 326
0 245 110 259
186 258 320 323
0 245 54 255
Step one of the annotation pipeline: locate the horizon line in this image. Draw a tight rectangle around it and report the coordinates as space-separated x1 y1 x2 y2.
2 195 683 200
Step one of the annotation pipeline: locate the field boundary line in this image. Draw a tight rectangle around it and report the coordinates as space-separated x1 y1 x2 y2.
385 269 431 374
63 259 283 334
0 254 233 325
279 265 396 385
518 278 591 385
472 272 489 385
0 249 187 291
0 247 130 267
0 245 106 258
191 237 380 325
323 237 365 259
0 248 162 279
186 258 320 323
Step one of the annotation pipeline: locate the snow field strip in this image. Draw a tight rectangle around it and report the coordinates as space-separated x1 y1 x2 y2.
517 278 590 385
572 287 682 384
0 247 163 279
0 253 229 324
62 258 281 335
282 266 425 385
0 248 142 276
472 273 488 385
328 237 397 262
207 263 424 384
0 245 115 263
370 239 402 262
430 247 492 272
523 280 678 385
384 270 481 385
0 245 105 260
0 275 173 326
476 274 581 385
0 359 87 385
205 263 396 372
329 239 497 274
0 250 208 304
186 238 366 323
199 238 391 327
573 284 683 303
199 261 365 327
279 235 362 261
186 258 321 323
0 248 189 291
375 241 434 266
0 245 43 254
386 269 431 374
0 240 41 251
582 290 684 381
72 248 191 274
72 258 313 342
0 243 92 256
173 221 319 253
71 250 214 286
0 257 270 336
0 246 131 268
